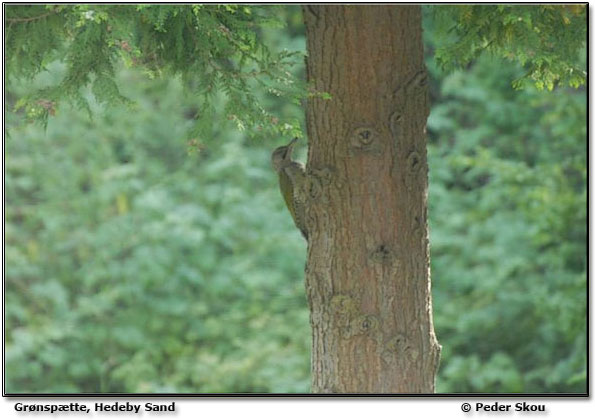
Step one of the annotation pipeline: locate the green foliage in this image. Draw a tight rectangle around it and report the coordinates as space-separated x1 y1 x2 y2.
425 9 586 392
5 66 310 393
431 5 586 90
5 5 586 394
4 4 304 138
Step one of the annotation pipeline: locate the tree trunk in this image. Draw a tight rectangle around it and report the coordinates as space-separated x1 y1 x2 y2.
302 5 441 393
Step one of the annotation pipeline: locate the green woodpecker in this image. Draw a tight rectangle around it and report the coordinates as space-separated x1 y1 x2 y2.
271 138 308 239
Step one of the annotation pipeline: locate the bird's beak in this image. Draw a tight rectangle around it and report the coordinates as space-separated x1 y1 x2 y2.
284 138 299 158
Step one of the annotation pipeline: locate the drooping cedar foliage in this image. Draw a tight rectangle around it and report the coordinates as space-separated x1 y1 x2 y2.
431 5 586 90
5 4 304 137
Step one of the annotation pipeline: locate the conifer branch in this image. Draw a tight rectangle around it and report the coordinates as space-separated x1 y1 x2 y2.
5 9 58 24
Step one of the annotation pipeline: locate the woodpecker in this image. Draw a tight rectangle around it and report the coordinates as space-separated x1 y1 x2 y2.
271 138 308 239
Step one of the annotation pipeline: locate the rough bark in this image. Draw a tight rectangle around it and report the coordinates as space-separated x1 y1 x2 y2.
303 5 441 393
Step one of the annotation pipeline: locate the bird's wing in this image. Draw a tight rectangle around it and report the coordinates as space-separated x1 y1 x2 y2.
279 169 296 223
288 163 308 239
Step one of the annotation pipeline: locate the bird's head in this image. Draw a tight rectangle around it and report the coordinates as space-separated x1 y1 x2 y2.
271 138 299 172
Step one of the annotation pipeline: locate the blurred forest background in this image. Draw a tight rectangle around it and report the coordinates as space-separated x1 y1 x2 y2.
4 6 586 393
